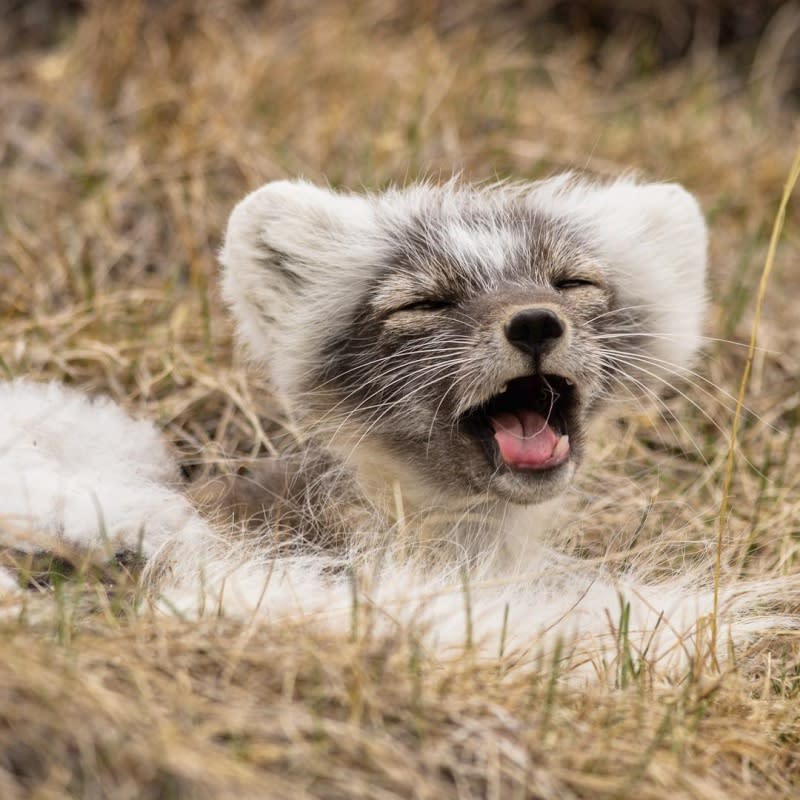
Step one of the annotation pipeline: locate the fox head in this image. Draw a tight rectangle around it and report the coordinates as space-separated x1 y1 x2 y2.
220 177 707 507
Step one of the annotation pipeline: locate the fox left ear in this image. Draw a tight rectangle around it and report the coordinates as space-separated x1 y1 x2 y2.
530 177 708 370
220 180 380 394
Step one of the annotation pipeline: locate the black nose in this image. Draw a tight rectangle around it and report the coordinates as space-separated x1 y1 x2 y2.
504 308 565 356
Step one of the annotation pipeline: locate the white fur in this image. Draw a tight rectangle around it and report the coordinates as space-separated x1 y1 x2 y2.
0 380 213 559
153 529 794 678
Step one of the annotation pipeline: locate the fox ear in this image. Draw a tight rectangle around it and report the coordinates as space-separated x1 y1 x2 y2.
220 180 378 384
531 177 708 369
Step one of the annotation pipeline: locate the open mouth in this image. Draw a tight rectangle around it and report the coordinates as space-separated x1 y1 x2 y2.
461 374 577 473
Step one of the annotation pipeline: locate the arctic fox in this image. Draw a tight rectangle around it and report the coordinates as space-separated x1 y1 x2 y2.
0 176 792 677
219 176 707 568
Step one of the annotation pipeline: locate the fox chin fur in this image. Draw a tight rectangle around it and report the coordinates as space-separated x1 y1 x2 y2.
0 176 795 679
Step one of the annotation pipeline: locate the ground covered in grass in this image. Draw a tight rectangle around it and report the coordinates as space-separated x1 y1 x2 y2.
1 2 799 797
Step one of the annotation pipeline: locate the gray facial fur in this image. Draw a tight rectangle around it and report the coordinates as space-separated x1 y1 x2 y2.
220 177 707 515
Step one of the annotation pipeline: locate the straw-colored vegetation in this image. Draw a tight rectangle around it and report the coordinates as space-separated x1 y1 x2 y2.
1 2 799 797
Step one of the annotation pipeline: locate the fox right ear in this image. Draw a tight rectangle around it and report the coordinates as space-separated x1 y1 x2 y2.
220 180 379 387
528 176 708 373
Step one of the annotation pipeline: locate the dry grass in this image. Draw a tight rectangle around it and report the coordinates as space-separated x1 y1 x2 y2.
1 1 799 797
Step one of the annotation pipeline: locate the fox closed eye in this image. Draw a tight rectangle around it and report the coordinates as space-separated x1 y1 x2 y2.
554 278 598 290
393 299 454 313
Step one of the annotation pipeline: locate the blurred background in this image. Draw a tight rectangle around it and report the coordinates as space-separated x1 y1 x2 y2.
2 1 798 299
3 0 798 290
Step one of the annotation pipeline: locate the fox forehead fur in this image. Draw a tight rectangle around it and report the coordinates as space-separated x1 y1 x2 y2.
221 176 707 516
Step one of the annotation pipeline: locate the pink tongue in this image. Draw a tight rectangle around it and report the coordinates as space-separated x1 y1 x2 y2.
490 410 564 469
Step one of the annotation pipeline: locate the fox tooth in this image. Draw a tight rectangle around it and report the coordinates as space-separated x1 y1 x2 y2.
552 434 570 460
565 378 574 387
